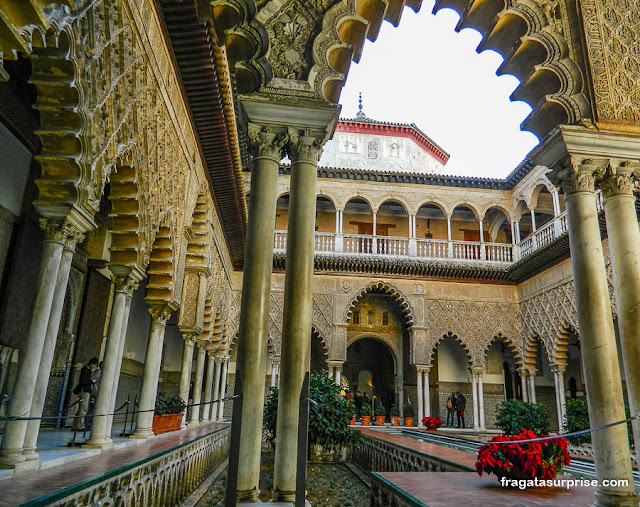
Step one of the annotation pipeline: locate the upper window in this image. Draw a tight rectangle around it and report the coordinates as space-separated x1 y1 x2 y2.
382 311 389 326
352 310 360 325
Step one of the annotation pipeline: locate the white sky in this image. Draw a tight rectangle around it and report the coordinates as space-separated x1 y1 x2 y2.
338 1 540 179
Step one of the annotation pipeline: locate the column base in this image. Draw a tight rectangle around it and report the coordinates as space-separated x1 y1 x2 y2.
0 449 27 468
21 447 39 461
0 456 42 474
129 429 155 440
83 438 115 450
187 421 200 427
594 490 638 507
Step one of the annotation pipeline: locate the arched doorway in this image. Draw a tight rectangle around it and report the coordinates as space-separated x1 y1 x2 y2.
344 338 395 412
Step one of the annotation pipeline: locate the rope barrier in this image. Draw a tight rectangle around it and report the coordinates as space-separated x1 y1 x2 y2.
484 411 640 445
0 395 238 423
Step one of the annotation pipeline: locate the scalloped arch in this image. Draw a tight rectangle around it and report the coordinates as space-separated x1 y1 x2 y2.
523 334 553 370
480 333 524 368
344 280 415 328
428 331 473 366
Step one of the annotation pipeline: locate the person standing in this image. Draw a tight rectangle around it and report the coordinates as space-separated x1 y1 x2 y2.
455 391 466 428
72 357 99 431
446 392 456 428
354 391 363 420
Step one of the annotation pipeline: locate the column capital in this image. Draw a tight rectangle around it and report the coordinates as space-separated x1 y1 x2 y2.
597 161 640 197
148 305 173 324
287 130 325 163
270 355 281 365
39 218 86 247
114 273 142 296
247 126 288 161
470 366 485 375
196 339 209 351
182 333 198 346
550 363 567 374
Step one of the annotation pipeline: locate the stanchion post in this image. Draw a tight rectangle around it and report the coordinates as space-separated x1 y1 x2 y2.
296 372 310 507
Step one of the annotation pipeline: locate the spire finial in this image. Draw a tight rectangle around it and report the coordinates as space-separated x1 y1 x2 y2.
356 92 366 119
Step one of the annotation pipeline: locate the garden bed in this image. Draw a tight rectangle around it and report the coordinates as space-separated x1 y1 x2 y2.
198 452 370 506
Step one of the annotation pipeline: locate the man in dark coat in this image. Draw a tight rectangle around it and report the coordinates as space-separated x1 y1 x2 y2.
72 357 99 431
354 391 363 420
455 391 466 428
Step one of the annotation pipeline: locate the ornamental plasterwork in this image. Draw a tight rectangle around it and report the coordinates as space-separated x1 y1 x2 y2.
580 0 640 123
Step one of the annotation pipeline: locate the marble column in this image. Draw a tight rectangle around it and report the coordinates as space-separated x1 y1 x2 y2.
446 215 453 258
471 371 479 430
552 365 566 431
600 165 640 467
211 355 222 423
557 161 635 504
517 368 529 402
233 129 283 503
0 220 71 467
416 367 424 427
273 133 323 503
335 365 342 387
85 272 139 448
473 368 486 430
131 306 173 439
216 357 229 421
530 206 537 231
23 228 84 460
178 334 197 428
201 350 216 422
479 219 486 260
528 372 536 403
423 367 430 419
188 342 207 427
271 361 278 388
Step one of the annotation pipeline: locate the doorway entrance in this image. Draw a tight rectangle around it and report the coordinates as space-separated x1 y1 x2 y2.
344 338 395 411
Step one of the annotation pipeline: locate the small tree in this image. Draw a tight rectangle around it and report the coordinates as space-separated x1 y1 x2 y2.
564 398 590 445
495 399 549 435
263 372 360 452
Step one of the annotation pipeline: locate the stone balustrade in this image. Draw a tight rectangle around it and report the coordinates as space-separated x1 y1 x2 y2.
47 426 230 506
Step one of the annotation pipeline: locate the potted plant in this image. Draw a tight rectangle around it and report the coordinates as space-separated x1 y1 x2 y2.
403 402 415 426
361 401 372 425
422 416 443 430
389 404 400 426
476 429 570 483
263 372 360 463
374 399 386 425
153 393 186 435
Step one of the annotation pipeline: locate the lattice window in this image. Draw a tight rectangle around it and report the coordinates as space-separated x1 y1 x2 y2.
382 311 389 326
367 140 378 159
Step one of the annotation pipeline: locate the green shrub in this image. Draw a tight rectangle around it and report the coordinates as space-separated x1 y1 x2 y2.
374 399 386 416
154 392 186 416
361 401 372 417
389 404 400 416
263 372 360 452
403 403 415 418
564 398 590 445
495 399 549 435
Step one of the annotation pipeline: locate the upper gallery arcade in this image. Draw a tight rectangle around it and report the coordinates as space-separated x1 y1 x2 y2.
0 0 639 506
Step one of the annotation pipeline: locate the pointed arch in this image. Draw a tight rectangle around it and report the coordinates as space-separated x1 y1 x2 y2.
343 280 415 328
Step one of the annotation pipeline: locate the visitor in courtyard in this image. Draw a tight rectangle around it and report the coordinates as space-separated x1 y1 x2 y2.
354 391 363 419
446 392 456 427
455 391 466 428
72 357 99 431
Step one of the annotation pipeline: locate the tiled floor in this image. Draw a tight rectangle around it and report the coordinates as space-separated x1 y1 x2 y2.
375 471 598 506
0 422 227 506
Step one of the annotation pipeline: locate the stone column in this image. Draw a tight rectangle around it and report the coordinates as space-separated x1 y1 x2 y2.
517 368 529 402
510 221 520 261
273 133 323 504
551 155 636 504
416 367 424 427
530 206 537 231
271 361 278 388
188 342 207 427
178 334 197 428
0 220 72 468
131 306 173 439
201 349 216 422
471 371 479 430
552 365 566 431
473 368 485 430
479 219 486 260
335 209 344 253
335 365 342 387
600 164 640 466
23 227 84 460
211 355 222 423
85 271 139 448
217 356 229 421
233 129 284 503
423 367 430 419
528 372 536 403
446 215 453 258
408 214 417 256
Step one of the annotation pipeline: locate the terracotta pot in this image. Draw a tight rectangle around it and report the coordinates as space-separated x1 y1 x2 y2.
404 417 414 427
152 414 183 435
390 416 400 426
361 416 371 426
351 417 356 425
375 416 386 425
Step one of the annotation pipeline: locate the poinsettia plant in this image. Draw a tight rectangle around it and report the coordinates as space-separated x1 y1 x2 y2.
422 416 443 430
476 429 570 481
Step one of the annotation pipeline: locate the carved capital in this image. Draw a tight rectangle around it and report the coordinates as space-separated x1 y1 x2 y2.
248 127 288 161
40 219 86 248
550 158 606 196
550 363 566 374
114 274 140 296
148 306 173 324
288 131 324 163
182 333 198 346
597 161 640 197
